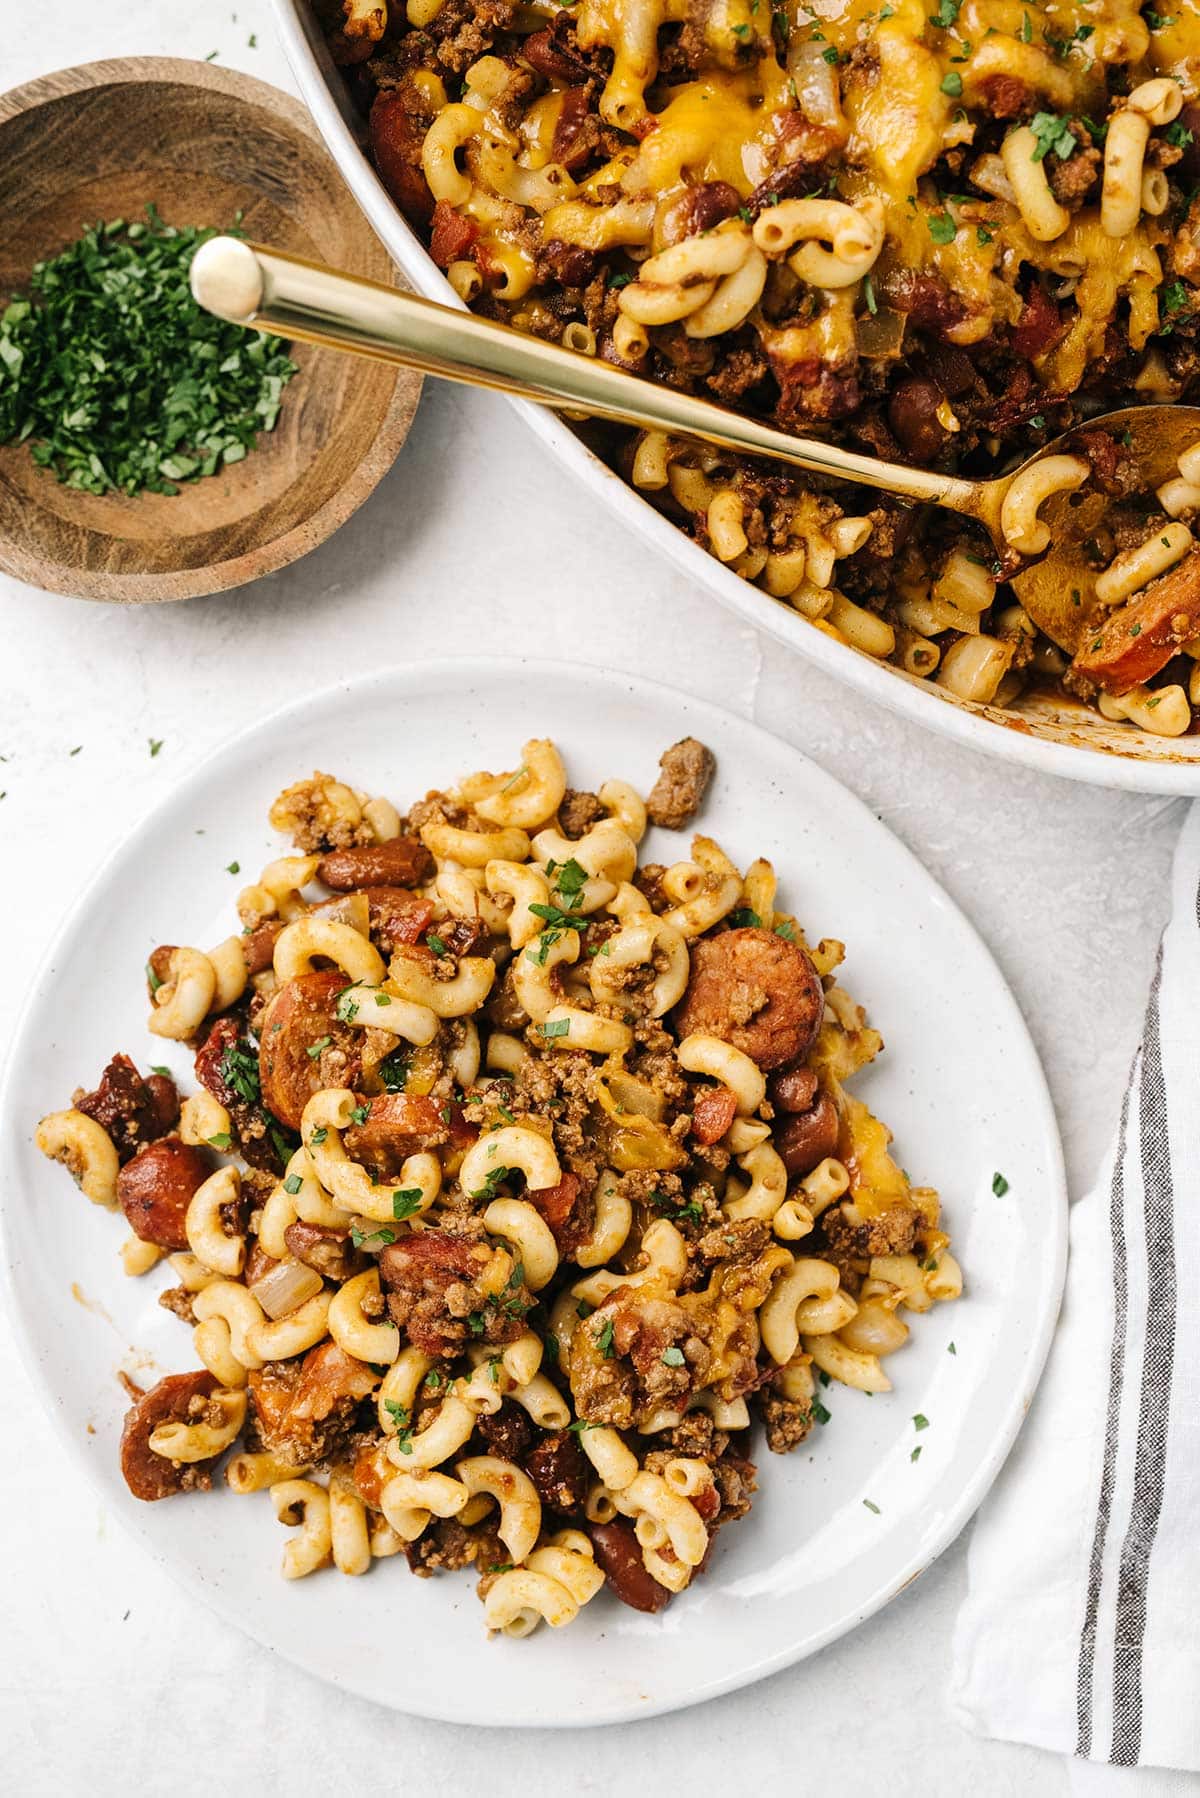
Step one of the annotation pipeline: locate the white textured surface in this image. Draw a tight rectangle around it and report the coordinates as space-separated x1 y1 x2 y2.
0 5 1187 1793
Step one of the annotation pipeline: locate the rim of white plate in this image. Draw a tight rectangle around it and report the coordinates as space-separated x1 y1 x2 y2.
0 656 1069 1725
269 0 1200 797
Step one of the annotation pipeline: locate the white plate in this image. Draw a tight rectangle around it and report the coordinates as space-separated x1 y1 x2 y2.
271 0 1200 794
0 658 1066 1726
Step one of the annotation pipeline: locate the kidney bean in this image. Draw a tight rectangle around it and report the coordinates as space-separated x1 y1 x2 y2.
776 1091 840 1179
767 1067 818 1114
887 376 948 463
317 838 432 890
588 1519 673 1613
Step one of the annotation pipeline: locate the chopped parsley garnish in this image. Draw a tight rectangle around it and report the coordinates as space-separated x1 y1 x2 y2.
225 860 240 875
863 1498 881 1514
948 1340 957 1355
913 1413 930 1431
929 0 960 26
349 1104 369 1126
427 933 448 957
821 45 840 62
150 1065 171 1078
553 857 588 900
335 990 360 1023
207 1131 232 1151
661 1345 686 1367
608 271 635 289
977 222 996 246
863 273 878 315
378 1044 413 1092
927 212 957 245
595 1317 615 1358
309 1126 328 1147
1166 120 1194 148
911 1446 923 1462
306 1035 332 1060
283 1174 303 1196
940 70 963 96
149 738 164 758
384 1399 413 1453
1162 280 1190 316
471 1165 514 1202
393 1187 423 1220
1145 9 1176 26
351 1224 396 1249
539 1017 571 1038
774 918 799 942
528 901 593 934
992 1170 1009 1196
726 906 762 929
220 1038 261 1106
1029 112 1077 163
652 1192 703 1227
812 1398 832 1425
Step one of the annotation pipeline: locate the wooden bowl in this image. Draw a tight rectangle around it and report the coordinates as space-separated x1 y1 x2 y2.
0 58 422 602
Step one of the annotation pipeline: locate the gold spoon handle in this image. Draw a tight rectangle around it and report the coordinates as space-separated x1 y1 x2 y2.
191 237 981 514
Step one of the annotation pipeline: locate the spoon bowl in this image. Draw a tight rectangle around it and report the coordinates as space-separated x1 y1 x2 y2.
1008 405 1200 651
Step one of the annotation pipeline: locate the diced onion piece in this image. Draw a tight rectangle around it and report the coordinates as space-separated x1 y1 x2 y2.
251 1257 325 1320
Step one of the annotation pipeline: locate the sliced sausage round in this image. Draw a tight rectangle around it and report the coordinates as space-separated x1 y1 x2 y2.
588 1519 672 1613
369 90 435 227
117 1137 211 1250
120 1370 220 1501
673 927 824 1071
342 1092 447 1178
258 971 364 1131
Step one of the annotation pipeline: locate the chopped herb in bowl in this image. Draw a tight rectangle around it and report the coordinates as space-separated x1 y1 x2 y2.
0 206 297 497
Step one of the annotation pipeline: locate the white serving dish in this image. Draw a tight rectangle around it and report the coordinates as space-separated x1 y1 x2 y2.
2 657 1066 1724
272 0 1200 794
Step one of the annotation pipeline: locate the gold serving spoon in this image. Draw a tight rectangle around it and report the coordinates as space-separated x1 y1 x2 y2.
191 236 1199 653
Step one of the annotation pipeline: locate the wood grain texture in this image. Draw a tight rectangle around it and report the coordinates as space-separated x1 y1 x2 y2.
0 57 422 602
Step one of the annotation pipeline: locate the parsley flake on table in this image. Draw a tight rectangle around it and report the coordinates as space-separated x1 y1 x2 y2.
0 207 297 498
992 1170 1010 1196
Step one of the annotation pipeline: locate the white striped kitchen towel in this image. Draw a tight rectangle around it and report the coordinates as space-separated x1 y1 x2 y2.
951 802 1200 1772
